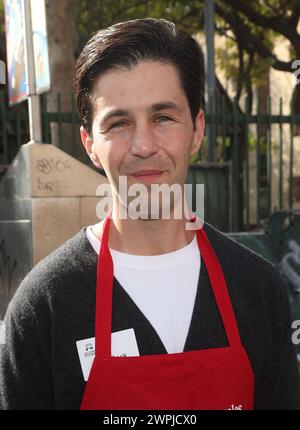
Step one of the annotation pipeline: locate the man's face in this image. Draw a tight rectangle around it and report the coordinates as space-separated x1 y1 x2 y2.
81 60 204 213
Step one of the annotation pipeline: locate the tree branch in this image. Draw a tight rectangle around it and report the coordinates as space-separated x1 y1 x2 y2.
218 0 300 49
215 3 296 73
215 26 237 42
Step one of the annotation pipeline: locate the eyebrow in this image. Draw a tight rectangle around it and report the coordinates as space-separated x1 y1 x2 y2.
99 102 182 125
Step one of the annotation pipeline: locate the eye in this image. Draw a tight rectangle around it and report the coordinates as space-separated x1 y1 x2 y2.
109 121 127 130
155 116 172 122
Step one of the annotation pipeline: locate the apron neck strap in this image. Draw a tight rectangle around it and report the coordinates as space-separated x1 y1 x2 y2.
95 211 114 358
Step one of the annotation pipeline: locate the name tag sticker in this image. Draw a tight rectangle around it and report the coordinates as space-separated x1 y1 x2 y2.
76 328 140 381
76 337 95 382
111 328 140 358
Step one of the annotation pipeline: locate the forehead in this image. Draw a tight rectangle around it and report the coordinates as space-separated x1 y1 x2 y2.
91 61 188 115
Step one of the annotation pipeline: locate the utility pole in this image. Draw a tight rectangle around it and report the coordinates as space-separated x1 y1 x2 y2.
204 0 216 162
0 60 5 85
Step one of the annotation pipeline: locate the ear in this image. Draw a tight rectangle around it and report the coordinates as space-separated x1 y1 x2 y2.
190 110 205 157
80 126 103 169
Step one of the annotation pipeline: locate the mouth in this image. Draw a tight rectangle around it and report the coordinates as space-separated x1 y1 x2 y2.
130 170 165 184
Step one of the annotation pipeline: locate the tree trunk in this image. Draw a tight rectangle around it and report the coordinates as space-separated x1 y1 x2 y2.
45 0 79 155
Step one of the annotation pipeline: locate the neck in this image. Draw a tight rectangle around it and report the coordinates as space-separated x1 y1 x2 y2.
109 191 195 255
110 215 195 256
106 198 195 256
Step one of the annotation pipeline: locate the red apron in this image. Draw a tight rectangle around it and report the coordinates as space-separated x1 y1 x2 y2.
81 213 254 410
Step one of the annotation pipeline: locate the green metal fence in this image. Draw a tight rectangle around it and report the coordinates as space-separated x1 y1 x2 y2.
1 90 300 232
205 94 300 232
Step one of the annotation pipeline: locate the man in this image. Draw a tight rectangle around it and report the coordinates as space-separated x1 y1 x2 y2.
1 18 300 410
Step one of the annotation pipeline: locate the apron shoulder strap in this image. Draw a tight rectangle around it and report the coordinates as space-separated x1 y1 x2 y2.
196 226 242 348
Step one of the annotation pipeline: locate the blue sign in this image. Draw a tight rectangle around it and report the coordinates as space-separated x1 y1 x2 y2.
4 0 28 105
31 0 50 94
4 0 50 105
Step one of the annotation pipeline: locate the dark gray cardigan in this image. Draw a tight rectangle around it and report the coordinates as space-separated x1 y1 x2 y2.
1 221 300 410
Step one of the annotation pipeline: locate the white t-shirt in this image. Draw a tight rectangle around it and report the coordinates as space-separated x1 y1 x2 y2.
85 225 201 354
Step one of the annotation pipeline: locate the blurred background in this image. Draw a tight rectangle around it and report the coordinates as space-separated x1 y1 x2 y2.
0 1 300 357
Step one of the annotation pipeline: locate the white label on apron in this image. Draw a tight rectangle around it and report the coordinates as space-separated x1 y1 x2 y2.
76 328 140 381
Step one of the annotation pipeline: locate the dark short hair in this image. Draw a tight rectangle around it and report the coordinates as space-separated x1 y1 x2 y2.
74 18 204 137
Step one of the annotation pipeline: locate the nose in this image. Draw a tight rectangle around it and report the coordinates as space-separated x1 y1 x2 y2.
130 121 159 159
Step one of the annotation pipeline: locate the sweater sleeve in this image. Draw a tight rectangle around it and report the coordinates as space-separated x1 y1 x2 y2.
270 273 300 410
0 276 55 410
